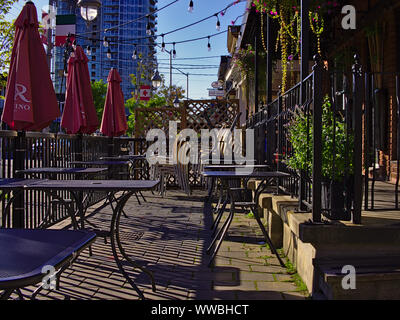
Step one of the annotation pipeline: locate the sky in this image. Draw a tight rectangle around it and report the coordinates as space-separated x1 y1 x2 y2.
5 0 247 99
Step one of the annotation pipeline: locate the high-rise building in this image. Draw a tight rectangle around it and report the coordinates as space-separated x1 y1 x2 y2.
53 0 158 101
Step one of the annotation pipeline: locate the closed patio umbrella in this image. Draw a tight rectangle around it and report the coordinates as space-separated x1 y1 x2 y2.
1 1 60 131
100 68 128 137
61 45 98 134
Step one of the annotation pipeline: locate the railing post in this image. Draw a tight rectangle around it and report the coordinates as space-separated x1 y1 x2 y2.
13 131 26 228
396 75 400 209
277 88 282 175
352 54 363 224
312 55 323 223
364 73 371 210
299 0 310 212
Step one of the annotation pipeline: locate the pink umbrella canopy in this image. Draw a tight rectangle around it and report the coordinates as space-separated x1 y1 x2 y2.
100 68 128 137
61 45 99 134
1 1 60 131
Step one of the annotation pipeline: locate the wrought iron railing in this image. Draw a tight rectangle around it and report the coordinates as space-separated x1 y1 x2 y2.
0 132 148 228
246 56 367 223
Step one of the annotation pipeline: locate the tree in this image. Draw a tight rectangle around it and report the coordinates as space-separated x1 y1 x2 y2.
91 79 108 123
0 0 17 90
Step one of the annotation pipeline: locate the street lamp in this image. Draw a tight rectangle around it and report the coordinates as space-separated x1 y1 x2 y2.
151 70 162 88
77 0 101 22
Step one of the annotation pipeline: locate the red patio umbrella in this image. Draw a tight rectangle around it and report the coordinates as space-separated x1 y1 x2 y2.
100 68 128 137
1 1 60 131
61 45 99 134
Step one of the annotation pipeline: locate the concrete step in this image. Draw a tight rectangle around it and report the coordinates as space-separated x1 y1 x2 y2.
313 256 400 300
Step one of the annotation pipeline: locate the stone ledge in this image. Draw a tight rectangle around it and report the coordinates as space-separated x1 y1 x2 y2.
287 211 400 245
314 258 400 299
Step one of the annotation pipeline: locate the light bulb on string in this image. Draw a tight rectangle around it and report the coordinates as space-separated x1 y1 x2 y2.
215 14 221 31
172 42 176 58
107 48 111 59
103 36 109 47
207 36 211 52
161 35 165 52
86 45 91 56
132 47 137 60
188 0 193 13
146 16 152 36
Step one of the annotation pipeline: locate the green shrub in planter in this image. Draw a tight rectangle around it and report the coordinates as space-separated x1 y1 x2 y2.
286 96 354 220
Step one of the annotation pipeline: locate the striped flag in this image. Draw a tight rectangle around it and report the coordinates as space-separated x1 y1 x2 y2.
55 14 76 47
140 85 151 101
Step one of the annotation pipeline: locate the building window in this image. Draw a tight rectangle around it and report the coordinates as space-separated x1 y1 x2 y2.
91 72 96 77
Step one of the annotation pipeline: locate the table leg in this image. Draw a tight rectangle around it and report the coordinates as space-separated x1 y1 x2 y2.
207 202 235 267
253 178 286 267
109 191 156 299
206 177 215 202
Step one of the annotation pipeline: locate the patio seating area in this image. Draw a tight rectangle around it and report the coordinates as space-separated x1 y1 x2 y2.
7 190 307 300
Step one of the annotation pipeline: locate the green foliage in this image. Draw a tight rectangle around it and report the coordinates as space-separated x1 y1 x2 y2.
91 79 108 123
286 95 354 181
0 0 18 90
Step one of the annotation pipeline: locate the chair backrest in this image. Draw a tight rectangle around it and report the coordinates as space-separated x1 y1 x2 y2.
172 133 191 195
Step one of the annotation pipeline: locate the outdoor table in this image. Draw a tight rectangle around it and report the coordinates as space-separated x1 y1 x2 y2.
15 167 109 228
15 167 108 179
69 160 130 167
23 179 160 300
99 154 146 161
69 160 131 183
201 170 290 268
99 155 149 195
0 228 96 300
0 179 44 227
203 164 271 214
99 155 147 175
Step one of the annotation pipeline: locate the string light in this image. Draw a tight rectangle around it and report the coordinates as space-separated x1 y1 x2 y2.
103 36 109 47
172 42 177 58
132 47 137 60
215 14 221 31
207 36 211 51
188 0 193 13
146 16 152 35
161 34 165 52
107 48 111 59
86 45 91 55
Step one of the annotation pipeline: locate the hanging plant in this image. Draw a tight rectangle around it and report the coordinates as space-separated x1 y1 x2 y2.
232 44 256 79
309 11 324 56
251 0 338 92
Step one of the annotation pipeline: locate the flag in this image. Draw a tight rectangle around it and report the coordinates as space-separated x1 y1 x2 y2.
140 85 151 101
55 14 76 47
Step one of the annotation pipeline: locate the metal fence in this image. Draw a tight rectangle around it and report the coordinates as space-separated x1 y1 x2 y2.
246 56 368 223
0 131 148 228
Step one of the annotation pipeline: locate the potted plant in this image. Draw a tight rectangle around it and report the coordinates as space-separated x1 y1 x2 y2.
286 95 354 220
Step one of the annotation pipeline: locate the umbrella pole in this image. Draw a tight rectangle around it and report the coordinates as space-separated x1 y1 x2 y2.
107 136 115 179
13 131 26 227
